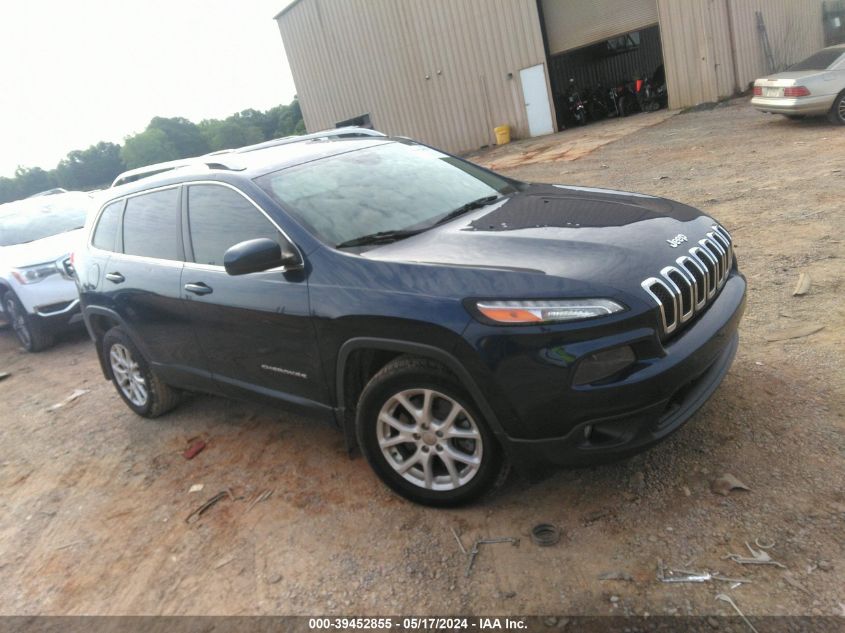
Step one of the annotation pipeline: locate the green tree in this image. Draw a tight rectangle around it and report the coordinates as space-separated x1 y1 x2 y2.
0 177 20 204
55 142 124 189
120 128 179 170
274 99 304 138
199 119 264 152
11 166 55 199
147 117 209 158
0 97 304 204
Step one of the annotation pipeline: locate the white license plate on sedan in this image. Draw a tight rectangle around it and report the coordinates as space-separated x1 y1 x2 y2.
764 87 782 97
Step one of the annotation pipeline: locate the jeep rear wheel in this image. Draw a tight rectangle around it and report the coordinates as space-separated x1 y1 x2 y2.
102 327 180 418
356 357 507 506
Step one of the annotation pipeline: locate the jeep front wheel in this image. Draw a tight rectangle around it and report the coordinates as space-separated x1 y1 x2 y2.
356 357 507 506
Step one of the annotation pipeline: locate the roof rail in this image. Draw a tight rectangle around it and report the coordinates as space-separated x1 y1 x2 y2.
109 127 387 188
234 126 386 154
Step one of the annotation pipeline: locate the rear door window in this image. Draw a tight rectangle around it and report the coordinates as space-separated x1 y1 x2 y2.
92 201 123 251
122 188 181 260
186 185 282 266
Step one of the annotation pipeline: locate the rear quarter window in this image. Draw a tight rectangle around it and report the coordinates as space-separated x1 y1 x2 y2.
92 201 123 251
122 188 181 260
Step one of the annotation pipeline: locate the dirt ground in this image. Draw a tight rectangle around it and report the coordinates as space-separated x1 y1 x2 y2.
1 99 843 619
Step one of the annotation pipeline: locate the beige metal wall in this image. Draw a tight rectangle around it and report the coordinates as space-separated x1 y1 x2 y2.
541 0 658 55
276 0 551 154
657 0 825 109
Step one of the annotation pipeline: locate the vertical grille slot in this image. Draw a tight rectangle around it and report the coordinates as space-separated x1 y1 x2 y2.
679 256 707 309
692 246 718 297
665 268 693 321
701 237 725 285
642 277 678 334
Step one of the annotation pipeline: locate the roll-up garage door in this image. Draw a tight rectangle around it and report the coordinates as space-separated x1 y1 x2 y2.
540 0 658 55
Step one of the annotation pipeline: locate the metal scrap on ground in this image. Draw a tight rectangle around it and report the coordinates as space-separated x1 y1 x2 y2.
451 529 519 577
185 490 232 524
716 593 759 633
724 542 787 569
530 523 561 546
792 272 811 296
0 371 10 381
711 473 750 496
46 388 89 412
246 489 274 513
657 558 752 585
764 324 825 342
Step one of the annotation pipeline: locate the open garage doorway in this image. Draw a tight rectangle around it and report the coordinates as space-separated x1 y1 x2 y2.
547 25 667 129
538 0 667 130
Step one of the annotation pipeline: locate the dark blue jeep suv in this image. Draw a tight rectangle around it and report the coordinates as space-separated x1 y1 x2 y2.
76 132 745 506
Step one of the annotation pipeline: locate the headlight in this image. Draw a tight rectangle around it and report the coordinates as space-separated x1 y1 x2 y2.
475 299 625 324
10 261 60 284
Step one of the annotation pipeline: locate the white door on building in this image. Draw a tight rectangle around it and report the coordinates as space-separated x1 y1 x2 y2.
520 64 554 137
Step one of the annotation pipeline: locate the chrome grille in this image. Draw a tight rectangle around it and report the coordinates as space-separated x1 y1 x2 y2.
642 224 733 336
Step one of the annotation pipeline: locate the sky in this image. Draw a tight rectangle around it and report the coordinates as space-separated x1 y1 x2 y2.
0 0 297 178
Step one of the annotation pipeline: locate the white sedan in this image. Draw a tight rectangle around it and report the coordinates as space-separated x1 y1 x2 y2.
752 45 845 124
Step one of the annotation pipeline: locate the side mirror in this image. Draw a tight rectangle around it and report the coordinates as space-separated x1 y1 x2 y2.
223 237 302 276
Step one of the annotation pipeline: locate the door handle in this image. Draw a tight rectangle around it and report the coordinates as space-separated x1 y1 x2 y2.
105 272 125 283
184 282 213 296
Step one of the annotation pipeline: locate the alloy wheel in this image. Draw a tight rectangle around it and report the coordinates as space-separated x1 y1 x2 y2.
109 343 148 407
5 297 31 349
839 96 845 122
376 388 483 491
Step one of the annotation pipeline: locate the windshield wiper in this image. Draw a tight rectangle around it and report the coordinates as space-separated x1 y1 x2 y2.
434 195 502 227
335 228 425 249
335 195 503 249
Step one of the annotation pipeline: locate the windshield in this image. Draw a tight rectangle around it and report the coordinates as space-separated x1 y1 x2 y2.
255 141 516 247
788 49 844 71
0 196 90 247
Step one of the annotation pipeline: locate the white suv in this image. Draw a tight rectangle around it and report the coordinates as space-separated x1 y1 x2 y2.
0 192 92 351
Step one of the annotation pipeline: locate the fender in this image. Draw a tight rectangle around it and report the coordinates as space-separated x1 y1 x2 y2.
335 337 514 457
82 305 150 379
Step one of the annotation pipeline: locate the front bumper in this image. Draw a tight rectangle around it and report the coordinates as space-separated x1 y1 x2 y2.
507 330 738 468
751 95 835 116
490 273 746 468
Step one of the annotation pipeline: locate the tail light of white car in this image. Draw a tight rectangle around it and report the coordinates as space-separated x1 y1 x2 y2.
783 86 811 97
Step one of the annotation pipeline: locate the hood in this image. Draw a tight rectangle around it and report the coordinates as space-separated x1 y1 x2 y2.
365 184 719 294
0 228 86 268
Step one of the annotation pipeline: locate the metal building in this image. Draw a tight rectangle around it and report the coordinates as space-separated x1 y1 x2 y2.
275 0 825 154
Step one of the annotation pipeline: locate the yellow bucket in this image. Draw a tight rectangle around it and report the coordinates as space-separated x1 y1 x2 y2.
494 124 511 145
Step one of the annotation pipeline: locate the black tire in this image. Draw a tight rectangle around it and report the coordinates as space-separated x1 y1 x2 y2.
102 327 180 418
355 356 507 506
828 91 845 125
2 291 54 352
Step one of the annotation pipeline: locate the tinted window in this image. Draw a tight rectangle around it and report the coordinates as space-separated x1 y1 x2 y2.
255 142 515 246
122 188 180 260
788 49 844 71
187 185 281 266
92 201 123 251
